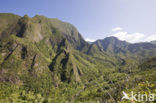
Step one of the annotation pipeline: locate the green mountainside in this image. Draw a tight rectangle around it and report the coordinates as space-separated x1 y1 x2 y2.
89 36 156 58
0 13 155 103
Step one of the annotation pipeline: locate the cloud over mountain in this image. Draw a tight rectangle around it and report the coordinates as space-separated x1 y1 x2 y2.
111 28 156 43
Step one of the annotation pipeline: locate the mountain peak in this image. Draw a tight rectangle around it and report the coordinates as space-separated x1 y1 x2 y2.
94 36 129 54
104 36 119 40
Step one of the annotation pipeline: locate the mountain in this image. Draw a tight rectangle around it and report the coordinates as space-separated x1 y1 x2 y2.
0 14 88 51
0 13 98 84
151 40 156 45
94 36 130 54
0 13 156 103
0 13 116 97
88 36 156 60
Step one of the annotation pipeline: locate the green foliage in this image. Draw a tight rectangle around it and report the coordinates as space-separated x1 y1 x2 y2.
0 13 156 103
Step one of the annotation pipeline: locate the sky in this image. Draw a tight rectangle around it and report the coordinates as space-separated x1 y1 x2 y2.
0 0 156 43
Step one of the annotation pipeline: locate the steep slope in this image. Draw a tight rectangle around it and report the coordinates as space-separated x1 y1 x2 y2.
0 35 53 84
0 13 117 86
48 17 88 50
89 36 156 59
0 13 88 51
0 13 20 38
94 36 130 54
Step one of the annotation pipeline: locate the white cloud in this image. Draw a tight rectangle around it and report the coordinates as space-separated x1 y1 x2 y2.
112 32 145 43
112 27 123 32
85 38 96 42
111 27 156 43
145 35 156 42
85 27 156 43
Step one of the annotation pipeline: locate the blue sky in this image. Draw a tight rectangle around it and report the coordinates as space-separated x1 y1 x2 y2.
0 0 156 42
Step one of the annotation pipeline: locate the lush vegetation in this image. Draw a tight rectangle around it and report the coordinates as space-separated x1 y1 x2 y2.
0 13 155 103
